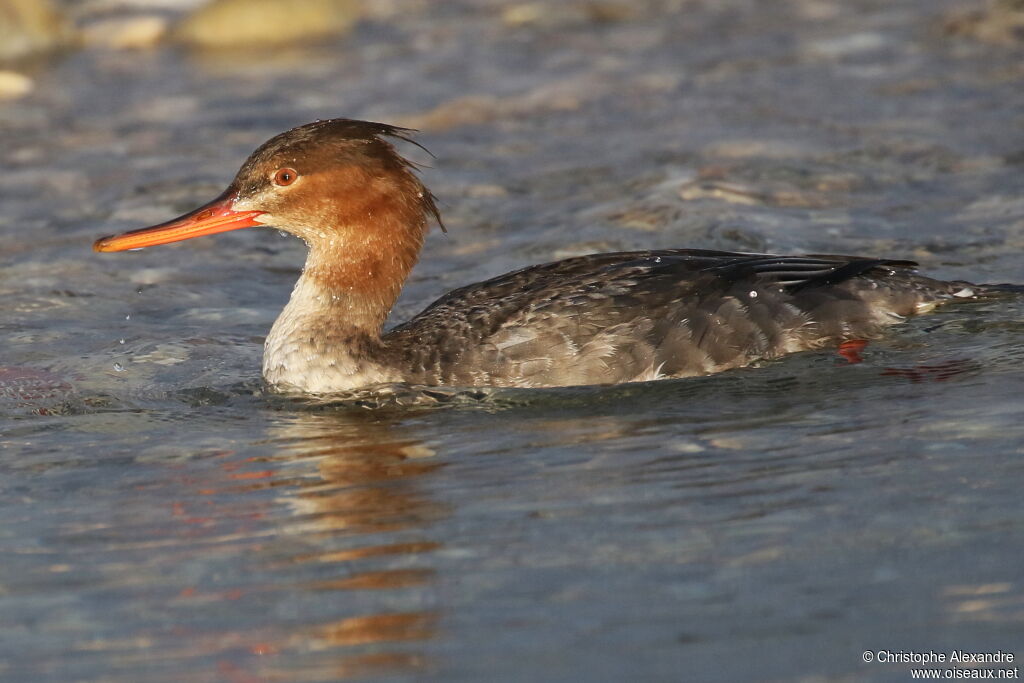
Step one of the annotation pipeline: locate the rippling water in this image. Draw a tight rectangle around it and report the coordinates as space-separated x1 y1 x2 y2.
2 0 1023 681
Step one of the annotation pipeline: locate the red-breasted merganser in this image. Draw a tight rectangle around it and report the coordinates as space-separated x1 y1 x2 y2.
95 118 990 393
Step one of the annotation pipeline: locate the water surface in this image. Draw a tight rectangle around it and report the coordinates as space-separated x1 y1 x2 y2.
2 0 1023 681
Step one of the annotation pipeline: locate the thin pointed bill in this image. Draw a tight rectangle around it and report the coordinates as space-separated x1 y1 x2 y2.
93 192 265 253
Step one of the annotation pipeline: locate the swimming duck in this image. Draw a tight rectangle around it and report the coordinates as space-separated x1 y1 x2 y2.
95 118 987 393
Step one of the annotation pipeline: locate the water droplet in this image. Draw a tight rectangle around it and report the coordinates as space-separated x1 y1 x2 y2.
749 290 758 298
113 362 124 372
125 314 131 321
119 339 125 345
654 257 662 263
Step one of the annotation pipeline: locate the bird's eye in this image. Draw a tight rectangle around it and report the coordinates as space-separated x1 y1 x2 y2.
273 168 299 186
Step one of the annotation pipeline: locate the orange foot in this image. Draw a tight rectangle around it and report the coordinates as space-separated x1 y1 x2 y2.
837 339 868 364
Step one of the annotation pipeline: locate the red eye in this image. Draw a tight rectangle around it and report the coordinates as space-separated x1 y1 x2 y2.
273 168 298 186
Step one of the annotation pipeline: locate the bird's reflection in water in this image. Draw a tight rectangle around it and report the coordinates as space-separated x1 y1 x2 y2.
253 409 447 681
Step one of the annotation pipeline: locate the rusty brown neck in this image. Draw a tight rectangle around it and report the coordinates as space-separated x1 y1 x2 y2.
301 226 424 334
261 175 429 392
284 163 430 333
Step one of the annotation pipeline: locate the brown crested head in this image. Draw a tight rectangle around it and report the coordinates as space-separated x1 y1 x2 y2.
230 118 444 242
93 118 443 254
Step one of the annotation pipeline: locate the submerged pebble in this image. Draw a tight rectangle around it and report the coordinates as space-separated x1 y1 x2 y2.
944 0 1024 45
0 0 76 61
0 70 33 99
174 0 364 48
82 16 169 50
